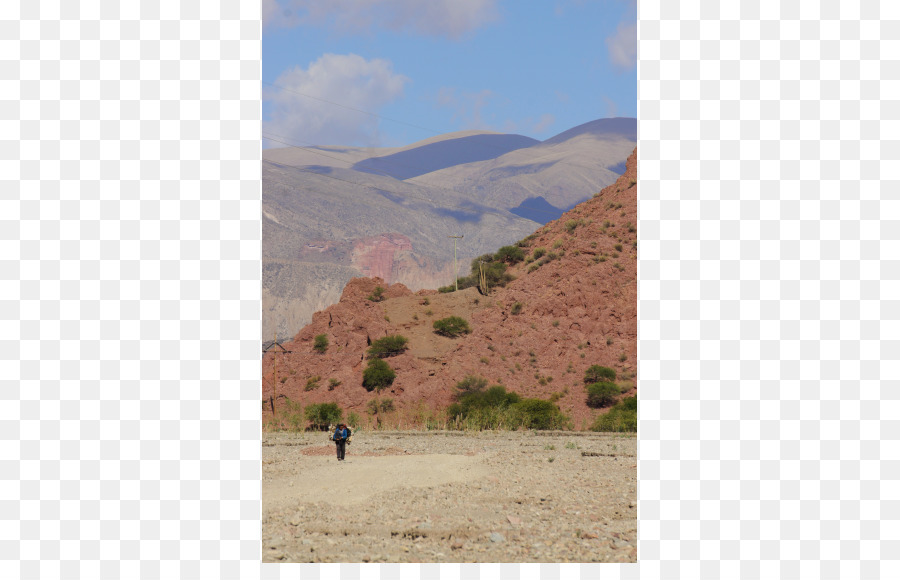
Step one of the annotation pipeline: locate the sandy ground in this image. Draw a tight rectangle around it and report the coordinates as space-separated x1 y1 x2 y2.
262 430 637 563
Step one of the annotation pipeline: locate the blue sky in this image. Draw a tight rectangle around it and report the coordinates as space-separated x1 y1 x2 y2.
262 0 636 149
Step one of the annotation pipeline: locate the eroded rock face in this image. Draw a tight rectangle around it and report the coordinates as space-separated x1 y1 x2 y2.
262 149 639 430
351 234 414 283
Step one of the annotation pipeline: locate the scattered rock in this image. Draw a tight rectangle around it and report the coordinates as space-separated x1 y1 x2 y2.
263 431 636 563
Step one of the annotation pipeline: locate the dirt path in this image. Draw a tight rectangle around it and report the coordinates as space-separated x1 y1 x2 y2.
262 430 637 563
264 454 491 509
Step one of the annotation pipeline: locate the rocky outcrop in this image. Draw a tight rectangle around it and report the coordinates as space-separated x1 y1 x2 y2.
351 233 413 282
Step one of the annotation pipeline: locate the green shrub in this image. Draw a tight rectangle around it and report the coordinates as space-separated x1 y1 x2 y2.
453 375 488 397
367 286 385 302
328 378 341 390
511 301 523 315
304 403 342 430
532 247 546 260
494 245 525 264
304 376 321 391
586 381 619 408
614 243 623 252
510 398 570 430
447 385 522 428
367 334 409 358
433 316 472 337
362 358 396 392
313 334 328 353
591 396 637 432
468 259 514 291
347 411 361 429
584 365 617 384
279 397 305 432
369 397 395 413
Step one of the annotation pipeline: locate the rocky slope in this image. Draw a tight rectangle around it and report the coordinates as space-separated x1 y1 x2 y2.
262 149 638 429
262 119 636 340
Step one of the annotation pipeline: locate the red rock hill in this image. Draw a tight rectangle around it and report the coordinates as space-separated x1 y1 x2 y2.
262 149 638 430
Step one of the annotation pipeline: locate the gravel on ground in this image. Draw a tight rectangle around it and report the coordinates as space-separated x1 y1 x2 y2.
262 430 637 563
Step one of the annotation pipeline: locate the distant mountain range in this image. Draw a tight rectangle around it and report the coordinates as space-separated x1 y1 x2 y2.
262 118 636 340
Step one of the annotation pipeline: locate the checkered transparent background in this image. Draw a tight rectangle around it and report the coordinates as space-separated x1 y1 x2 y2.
1 0 896 579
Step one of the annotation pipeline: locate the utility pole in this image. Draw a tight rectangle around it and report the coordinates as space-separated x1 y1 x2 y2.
262 328 292 418
449 235 463 291
271 330 277 415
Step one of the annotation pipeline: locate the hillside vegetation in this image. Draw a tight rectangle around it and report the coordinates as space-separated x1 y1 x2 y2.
261 148 638 432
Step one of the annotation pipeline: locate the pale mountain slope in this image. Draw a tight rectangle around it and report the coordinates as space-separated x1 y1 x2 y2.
412 118 637 210
261 118 636 340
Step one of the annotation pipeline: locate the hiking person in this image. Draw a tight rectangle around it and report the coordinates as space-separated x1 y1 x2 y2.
330 423 351 461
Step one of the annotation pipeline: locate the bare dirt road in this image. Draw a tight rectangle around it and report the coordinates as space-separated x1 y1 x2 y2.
262 430 637 563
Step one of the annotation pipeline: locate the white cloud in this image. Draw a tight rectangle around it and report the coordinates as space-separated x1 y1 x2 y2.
266 0 499 38
606 19 636 70
263 54 409 147
262 0 304 28
262 0 281 28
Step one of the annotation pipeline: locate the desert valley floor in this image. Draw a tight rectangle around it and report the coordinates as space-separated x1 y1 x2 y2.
262 430 637 563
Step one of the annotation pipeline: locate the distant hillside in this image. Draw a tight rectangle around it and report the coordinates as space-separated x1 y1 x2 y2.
541 117 636 145
262 118 636 340
262 148 638 430
508 196 568 224
352 132 539 180
411 117 636 211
